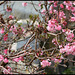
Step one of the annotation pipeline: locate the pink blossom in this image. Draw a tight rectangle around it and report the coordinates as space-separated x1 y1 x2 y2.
49 5 53 14
63 21 67 26
49 5 53 11
54 58 62 63
13 58 19 62
51 58 55 61
3 69 10 74
52 38 56 43
3 34 8 41
68 1 72 6
3 58 9 63
60 42 75 55
63 1 72 6
65 29 74 42
9 15 14 19
4 49 8 54
0 55 4 61
59 11 66 19
62 29 66 32
41 60 51 67
72 12 75 16
3 66 12 74
71 7 75 12
66 49 73 55
60 48 66 53
0 28 4 34
40 51 43 55
38 24 40 27
63 1 67 5
70 17 75 21
10 25 17 34
47 26 54 32
72 42 75 45
6 66 12 71
6 66 12 73
18 56 24 61
6 7 12 12
66 5 71 10
47 19 62 32
59 45 63 48
22 2 27 7
72 52 75 55
55 25 62 31
73 1 75 5
67 32 74 38
49 10 52 14
54 1 58 7
66 37 73 42
41 9 46 15
52 38 58 46
38 3 41 7
60 4 64 8
53 9 58 14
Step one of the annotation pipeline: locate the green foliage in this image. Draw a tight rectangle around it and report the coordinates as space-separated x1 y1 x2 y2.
47 34 50 37
62 67 75 74
17 23 22 26
29 14 33 20
41 4 43 9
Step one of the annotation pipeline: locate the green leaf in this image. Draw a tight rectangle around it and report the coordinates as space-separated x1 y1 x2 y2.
64 39 66 42
41 4 43 9
47 34 50 37
17 23 22 26
29 14 33 19
58 40 60 43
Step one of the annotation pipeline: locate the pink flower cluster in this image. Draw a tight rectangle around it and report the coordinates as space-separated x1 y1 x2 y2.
10 25 17 34
65 29 74 42
60 4 64 8
63 1 75 11
60 42 75 55
10 25 24 35
9 15 14 20
51 56 63 63
54 58 62 63
52 38 58 46
38 3 41 7
4 49 8 54
0 55 4 61
70 17 75 22
3 34 8 41
63 1 75 16
41 59 51 67
22 2 27 7
0 28 4 34
58 11 66 20
54 1 58 7
41 9 46 15
6 7 12 12
13 56 24 62
49 5 53 14
3 66 12 74
47 19 62 32
3 58 9 63
49 5 58 14
0 55 8 63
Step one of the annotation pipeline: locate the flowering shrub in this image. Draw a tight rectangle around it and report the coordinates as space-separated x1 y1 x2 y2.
0 1 75 74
